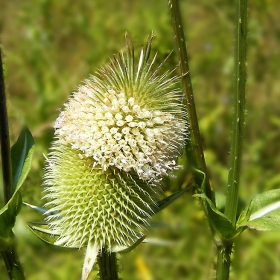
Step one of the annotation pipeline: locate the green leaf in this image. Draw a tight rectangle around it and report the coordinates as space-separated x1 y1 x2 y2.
112 235 146 254
0 194 22 229
192 169 241 242
29 225 59 236
194 194 238 242
237 189 280 231
151 185 190 214
26 224 78 251
11 127 35 191
0 192 22 251
0 128 35 250
143 237 175 246
28 221 48 225
23 202 48 214
193 168 206 193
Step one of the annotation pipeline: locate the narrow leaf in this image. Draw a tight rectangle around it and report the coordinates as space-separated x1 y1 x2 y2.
23 202 48 214
193 168 206 194
29 225 59 236
143 237 176 246
112 235 146 254
26 224 78 250
151 185 189 214
0 128 34 248
0 128 34 246
11 127 35 191
0 192 22 249
28 221 48 225
195 194 238 241
82 241 99 280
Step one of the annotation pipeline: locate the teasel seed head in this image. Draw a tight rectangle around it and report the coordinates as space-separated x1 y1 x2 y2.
43 34 188 278
44 143 157 249
54 34 187 184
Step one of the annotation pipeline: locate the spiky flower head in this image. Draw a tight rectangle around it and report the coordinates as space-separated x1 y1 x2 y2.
54 35 186 184
43 34 187 277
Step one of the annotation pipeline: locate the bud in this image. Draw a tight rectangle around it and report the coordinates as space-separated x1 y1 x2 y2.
43 34 187 277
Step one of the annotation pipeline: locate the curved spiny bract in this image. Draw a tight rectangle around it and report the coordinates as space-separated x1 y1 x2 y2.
44 142 157 250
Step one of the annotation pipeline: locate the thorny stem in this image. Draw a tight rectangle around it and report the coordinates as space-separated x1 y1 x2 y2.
216 244 232 280
1 250 25 280
224 0 247 227
218 0 247 279
169 0 248 279
98 247 118 280
168 0 213 202
0 48 25 280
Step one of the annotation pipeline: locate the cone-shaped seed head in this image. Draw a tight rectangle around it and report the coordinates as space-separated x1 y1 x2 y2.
44 34 187 250
44 144 156 248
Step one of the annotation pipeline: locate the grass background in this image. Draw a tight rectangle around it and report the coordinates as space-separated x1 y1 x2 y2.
0 0 280 279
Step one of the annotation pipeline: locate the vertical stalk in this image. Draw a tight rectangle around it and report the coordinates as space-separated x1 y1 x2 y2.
168 0 212 202
0 48 13 203
1 250 25 280
0 48 25 280
224 0 247 226
217 1 247 279
98 247 118 280
216 245 232 280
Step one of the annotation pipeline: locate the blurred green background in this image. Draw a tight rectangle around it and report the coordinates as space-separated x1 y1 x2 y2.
0 0 280 279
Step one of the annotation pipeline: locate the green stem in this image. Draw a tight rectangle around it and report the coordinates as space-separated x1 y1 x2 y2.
216 1 247 279
224 0 247 226
0 48 13 203
0 48 25 280
168 0 212 202
98 247 118 280
216 244 232 280
1 250 25 280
